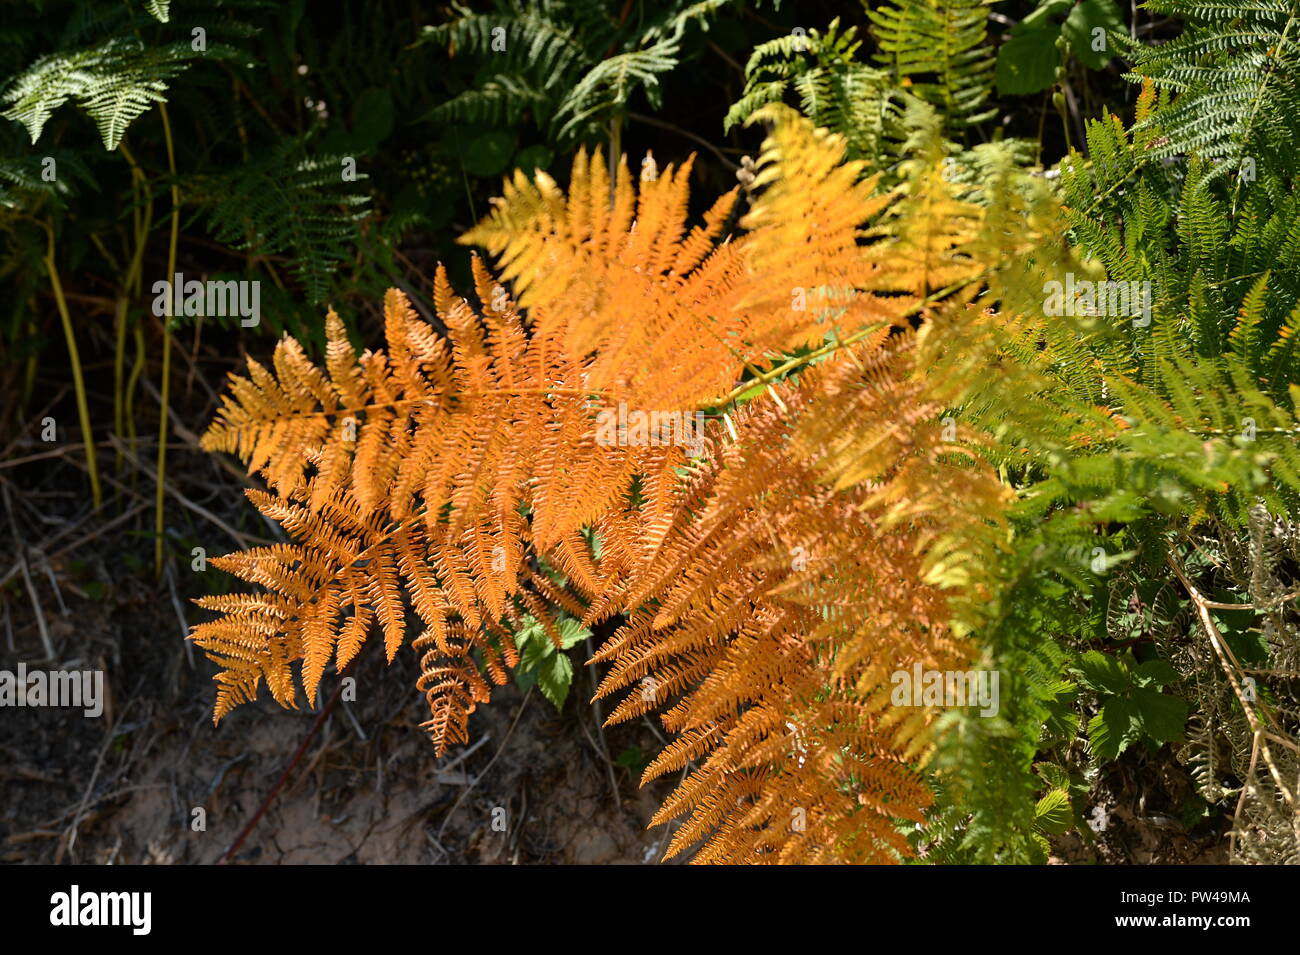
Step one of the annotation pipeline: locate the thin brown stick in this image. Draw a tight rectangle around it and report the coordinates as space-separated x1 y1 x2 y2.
108 435 268 549
63 700 133 861
627 112 741 172
216 660 357 864
436 688 532 841
0 502 148 591
1168 554 1296 810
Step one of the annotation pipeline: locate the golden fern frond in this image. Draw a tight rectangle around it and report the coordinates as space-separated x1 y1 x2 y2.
463 147 753 411
464 104 917 412
194 285 577 751
195 265 710 752
736 105 899 345
195 104 1033 860
584 346 991 862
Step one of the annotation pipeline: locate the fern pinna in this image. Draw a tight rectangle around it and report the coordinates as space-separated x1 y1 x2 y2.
193 104 1068 863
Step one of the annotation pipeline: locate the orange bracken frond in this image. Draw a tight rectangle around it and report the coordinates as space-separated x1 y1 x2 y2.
193 104 1042 858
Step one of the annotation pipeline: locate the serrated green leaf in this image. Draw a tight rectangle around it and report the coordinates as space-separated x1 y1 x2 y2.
1034 762 1070 790
1033 787 1073 835
1088 696 1139 760
1063 0 1124 71
536 649 574 710
1132 658 1179 688
995 29 1060 96
554 616 591 651
512 614 587 710
1222 626 1269 665
1131 688 1189 745
1073 649 1130 695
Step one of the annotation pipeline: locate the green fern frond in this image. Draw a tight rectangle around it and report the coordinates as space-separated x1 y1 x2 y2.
0 36 228 150
554 42 679 140
420 74 551 128
867 0 997 130
1122 0 1300 171
417 4 669 143
0 146 93 209
725 19 904 163
199 142 371 304
419 1 742 145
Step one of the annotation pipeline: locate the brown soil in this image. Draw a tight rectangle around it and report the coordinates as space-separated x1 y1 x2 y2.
0 538 682 866
0 415 1234 866
1049 747 1230 865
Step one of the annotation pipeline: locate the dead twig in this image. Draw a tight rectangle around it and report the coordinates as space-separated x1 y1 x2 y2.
108 435 268 549
216 660 358 864
0 501 145 591
1167 553 1297 850
437 689 532 841
164 560 195 669
3 483 55 661
61 699 134 862
16 554 54 662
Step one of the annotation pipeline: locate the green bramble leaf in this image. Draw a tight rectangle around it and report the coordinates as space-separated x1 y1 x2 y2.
1088 695 1140 760
995 29 1060 96
1131 688 1189 745
1073 649 1130 695
512 614 591 711
1033 787 1073 835
1132 658 1179 688
1063 0 1124 71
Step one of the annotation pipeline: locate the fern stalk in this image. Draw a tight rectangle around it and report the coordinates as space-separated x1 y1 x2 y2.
116 141 153 476
22 320 38 408
155 102 179 577
112 296 128 470
42 220 101 510
126 324 145 455
608 114 621 203
715 273 983 406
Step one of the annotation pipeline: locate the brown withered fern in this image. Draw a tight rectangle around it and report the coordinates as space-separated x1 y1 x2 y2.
191 105 1059 862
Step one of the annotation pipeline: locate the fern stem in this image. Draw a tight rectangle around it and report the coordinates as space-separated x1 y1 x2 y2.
1055 91 1072 155
118 141 155 480
260 257 288 294
1229 8 1299 215
116 142 153 475
22 317 38 408
208 388 610 429
43 222 102 510
715 323 884 406
1034 90 1049 167
628 111 739 172
452 128 477 223
112 296 128 468
126 322 145 456
155 102 180 577
715 276 977 406
608 114 622 204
